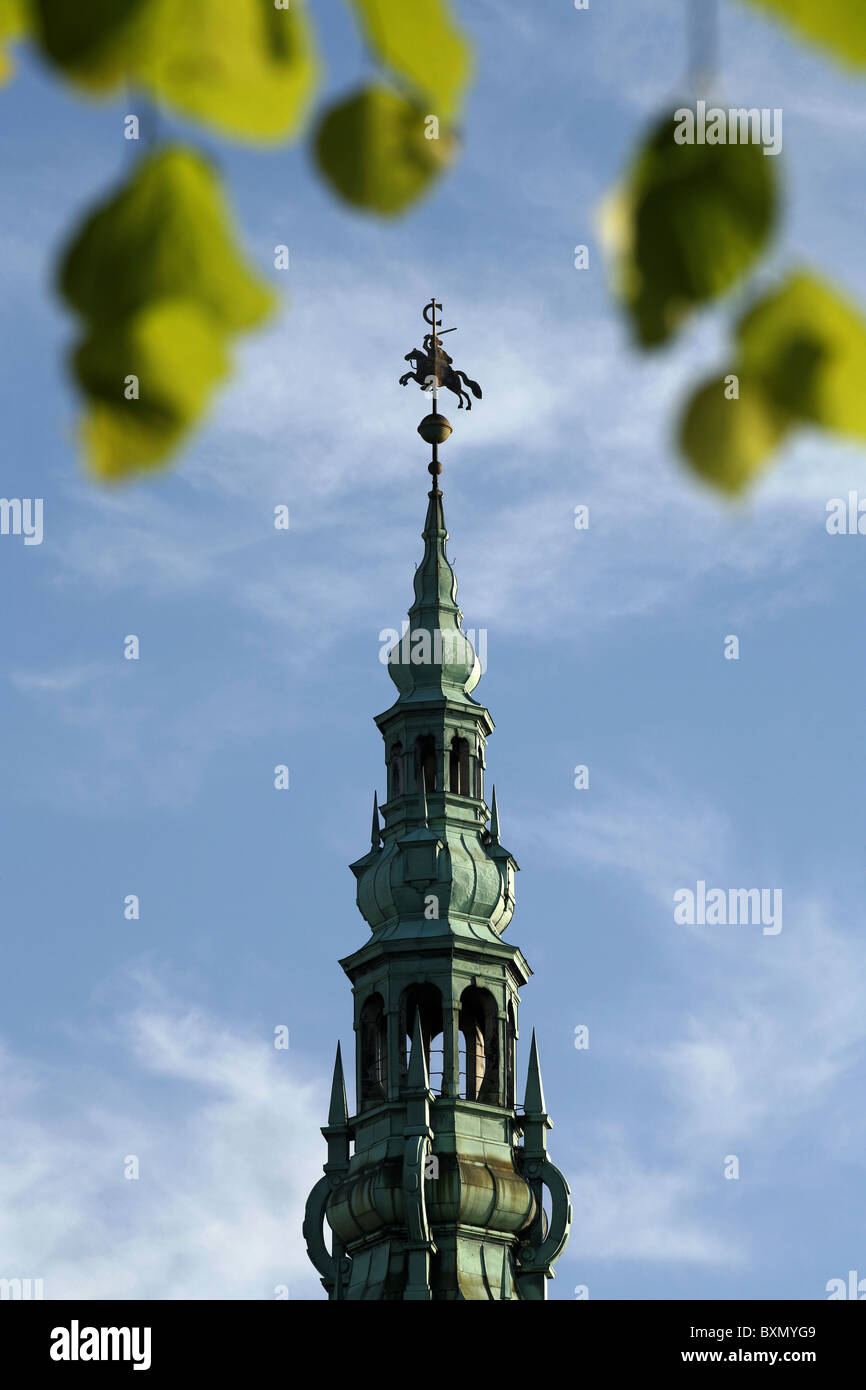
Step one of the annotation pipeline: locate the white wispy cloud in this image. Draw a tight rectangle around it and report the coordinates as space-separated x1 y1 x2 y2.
0 978 328 1300
658 903 866 1151
11 663 113 694
535 775 866 1271
571 1130 744 1266
516 771 733 901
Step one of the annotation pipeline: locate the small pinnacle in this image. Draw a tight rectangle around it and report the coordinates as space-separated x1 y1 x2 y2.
370 791 381 848
407 1010 430 1091
523 1028 547 1116
328 1041 349 1128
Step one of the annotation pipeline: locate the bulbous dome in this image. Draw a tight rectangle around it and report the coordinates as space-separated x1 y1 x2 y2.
354 821 516 939
327 1152 537 1248
387 624 481 699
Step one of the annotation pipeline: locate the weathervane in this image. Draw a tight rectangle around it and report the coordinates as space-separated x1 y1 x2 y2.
399 299 482 490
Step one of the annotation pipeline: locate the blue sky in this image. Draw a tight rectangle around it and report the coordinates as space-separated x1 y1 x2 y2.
1 0 865 1300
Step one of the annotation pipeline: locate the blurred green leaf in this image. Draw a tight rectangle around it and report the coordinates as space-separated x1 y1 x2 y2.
737 272 866 437
679 372 792 493
59 146 273 480
73 299 229 479
59 147 275 331
347 0 470 119
315 84 455 215
33 0 318 140
738 0 866 69
606 110 778 347
31 0 148 89
0 0 29 84
135 0 318 142
679 273 866 493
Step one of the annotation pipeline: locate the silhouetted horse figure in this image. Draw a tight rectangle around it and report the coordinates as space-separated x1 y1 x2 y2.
400 335 483 410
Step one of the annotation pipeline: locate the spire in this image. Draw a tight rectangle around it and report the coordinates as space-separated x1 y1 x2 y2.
516 1030 572 1299
387 299 484 708
386 489 482 705
305 299 571 1302
523 1028 547 1117
328 1042 349 1129
407 1010 430 1092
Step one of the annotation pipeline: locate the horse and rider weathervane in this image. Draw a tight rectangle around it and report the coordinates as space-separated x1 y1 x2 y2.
400 299 482 491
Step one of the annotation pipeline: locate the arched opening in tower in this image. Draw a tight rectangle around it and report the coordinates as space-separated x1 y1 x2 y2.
506 1001 516 1108
390 742 403 799
399 982 444 1093
359 992 387 1107
459 986 500 1104
449 736 471 796
415 735 438 792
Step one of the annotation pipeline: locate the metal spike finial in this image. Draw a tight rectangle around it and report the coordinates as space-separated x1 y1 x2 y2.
328 1041 349 1129
370 791 381 849
523 1028 547 1117
407 1009 431 1092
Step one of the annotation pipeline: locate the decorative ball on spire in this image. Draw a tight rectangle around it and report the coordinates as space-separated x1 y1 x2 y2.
417 412 452 446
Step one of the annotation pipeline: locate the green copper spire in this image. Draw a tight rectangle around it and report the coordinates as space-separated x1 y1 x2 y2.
386 488 481 705
523 1028 547 1117
304 301 570 1300
406 1010 430 1092
489 785 501 844
517 1031 572 1299
328 1041 349 1129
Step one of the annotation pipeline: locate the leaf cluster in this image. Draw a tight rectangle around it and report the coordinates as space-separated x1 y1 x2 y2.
3 0 471 477
606 0 866 491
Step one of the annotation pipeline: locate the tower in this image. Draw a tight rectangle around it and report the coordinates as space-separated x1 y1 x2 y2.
303 302 571 1300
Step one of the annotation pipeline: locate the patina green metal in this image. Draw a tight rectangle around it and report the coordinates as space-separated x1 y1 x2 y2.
304 303 571 1300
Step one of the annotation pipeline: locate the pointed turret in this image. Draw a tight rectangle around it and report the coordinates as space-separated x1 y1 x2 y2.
402 1009 436 1301
322 1041 351 1173
386 487 482 707
327 1041 349 1129
305 300 569 1301
304 1043 352 1298
406 1010 430 1093
523 1028 547 1119
348 796 384 881
489 785 501 844
515 1029 572 1301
